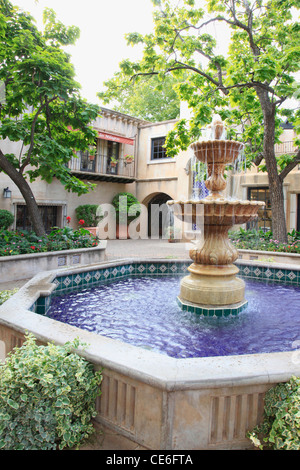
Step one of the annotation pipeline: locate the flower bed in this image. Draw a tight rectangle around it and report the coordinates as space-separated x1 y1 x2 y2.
0 227 98 257
229 228 300 254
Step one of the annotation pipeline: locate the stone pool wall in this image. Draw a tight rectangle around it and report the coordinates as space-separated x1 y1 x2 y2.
0 258 300 450
0 241 107 283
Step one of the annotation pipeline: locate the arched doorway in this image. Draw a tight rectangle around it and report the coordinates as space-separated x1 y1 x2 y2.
146 193 173 238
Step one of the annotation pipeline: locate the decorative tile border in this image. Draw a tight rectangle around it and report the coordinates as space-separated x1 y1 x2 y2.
31 260 300 316
238 263 300 286
176 297 248 317
51 261 191 296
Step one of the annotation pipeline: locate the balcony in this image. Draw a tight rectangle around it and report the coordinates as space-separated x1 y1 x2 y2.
274 141 298 155
69 151 136 184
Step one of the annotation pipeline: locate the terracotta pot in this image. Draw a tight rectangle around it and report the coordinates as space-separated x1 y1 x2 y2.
85 227 98 237
89 155 95 161
116 224 130 239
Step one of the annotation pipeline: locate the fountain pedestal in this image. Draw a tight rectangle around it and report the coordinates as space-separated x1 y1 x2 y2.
168 116 265 316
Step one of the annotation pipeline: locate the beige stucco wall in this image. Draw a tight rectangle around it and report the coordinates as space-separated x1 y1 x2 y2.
0 172 131 230
229 166 300 232
136 120 190 206
0 107 298 233
0 108 142 230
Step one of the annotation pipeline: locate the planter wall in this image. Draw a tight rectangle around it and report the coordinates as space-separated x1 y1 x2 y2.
238 249 300 266
0 241 107 283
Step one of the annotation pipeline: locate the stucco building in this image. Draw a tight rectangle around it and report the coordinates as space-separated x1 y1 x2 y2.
0 106 299 235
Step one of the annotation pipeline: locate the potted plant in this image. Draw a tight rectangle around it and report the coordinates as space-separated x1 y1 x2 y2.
112 192 141 239
110 157 118 167
88 146 97 161
165 225 181 243
75 204 103 237
124 154 134 164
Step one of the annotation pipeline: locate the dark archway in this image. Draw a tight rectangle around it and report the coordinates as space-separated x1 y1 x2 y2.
147 192 173 238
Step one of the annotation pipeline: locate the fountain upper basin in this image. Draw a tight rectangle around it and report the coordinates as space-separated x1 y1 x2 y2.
167 198 265 226
190 139 244 164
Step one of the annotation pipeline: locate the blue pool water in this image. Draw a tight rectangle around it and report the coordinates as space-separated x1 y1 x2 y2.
47 277 300 359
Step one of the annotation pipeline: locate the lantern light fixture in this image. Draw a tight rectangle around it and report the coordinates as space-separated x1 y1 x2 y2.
3 187 12 199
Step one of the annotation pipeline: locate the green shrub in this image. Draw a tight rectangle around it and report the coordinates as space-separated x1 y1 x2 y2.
112 192 141 223
75 205 103 227
0 334 102 450
0 288 19 305
0 227 97 256
229 228 300 254
248 376 300 450
0 210 14 229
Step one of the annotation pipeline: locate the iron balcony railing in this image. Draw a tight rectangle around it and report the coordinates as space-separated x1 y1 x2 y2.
69 152 135 180
274 141 298 155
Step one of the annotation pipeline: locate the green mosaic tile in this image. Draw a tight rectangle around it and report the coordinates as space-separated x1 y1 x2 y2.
176 297 248 317
31 260 300 316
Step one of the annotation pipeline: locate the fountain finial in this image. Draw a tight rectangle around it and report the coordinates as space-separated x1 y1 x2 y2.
211 114 225 140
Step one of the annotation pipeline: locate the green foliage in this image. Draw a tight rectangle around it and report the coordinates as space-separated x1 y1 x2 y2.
0 288 18 305
0 0 100 211
248 376 300 450
0 209 14 229
99 0 299 166
229 228 300 253
0 334 102 450
112 192 141 223
75 205 103 227
99 74 181 122
0 227 98 256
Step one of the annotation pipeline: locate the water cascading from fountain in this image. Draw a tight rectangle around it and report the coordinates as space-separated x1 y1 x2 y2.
167 115 265 316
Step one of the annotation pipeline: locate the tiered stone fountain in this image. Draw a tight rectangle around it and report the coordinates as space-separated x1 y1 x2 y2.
168 116 265 316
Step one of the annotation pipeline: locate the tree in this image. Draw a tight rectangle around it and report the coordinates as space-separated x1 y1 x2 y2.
0 1 100 236
99 73 181 122
100 0 300 242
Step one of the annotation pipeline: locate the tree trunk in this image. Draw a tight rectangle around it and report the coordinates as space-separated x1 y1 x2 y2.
0 150 46 236
258 94 288 243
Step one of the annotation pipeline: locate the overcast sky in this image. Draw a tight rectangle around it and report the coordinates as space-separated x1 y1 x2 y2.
13 0 155 104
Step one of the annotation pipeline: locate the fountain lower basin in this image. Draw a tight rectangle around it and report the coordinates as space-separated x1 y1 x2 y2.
0 258 299 450
46 275 300 359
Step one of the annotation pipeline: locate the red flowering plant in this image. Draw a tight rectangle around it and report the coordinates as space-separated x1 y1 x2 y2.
75 205 103 228
66 216 71 224
0 225 98 257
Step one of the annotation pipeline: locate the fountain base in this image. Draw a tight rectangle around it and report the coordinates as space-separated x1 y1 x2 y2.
178 263 247 316
176 296 248 317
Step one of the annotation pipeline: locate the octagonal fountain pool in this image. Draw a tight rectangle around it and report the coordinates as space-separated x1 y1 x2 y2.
47 274 300 360
1 258 300 450
1 117 300 450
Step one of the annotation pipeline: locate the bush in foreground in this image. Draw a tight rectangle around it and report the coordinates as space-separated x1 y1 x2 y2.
0 334 102 450
248 376 300 450
0 289 19 306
